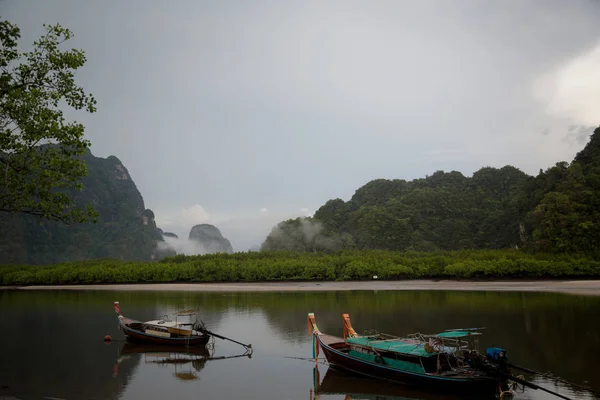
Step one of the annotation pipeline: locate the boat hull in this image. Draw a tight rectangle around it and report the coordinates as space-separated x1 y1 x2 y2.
316 334 499 395
118 317 210 346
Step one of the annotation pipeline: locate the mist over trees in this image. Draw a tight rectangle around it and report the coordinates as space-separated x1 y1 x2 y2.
2 16 599 266
262 126 600 255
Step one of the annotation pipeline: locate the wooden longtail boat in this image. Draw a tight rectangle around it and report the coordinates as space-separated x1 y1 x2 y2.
307 313 506 396
114 301 211 346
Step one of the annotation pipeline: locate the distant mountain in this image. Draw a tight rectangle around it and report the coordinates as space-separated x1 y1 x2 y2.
262 125 600 254
0 149 172 264
188 224 233 254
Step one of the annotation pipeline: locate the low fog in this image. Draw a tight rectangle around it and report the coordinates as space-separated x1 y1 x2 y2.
156 206 314 251
157 236 220 256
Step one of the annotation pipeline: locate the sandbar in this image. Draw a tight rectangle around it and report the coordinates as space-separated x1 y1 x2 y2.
2 280 600 295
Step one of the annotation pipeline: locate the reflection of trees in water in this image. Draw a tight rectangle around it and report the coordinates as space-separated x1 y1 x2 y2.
0 297 146 399
0 290 227 399
181 290 600 392
314 366 481 400
2 289 599 396
0 289 229 330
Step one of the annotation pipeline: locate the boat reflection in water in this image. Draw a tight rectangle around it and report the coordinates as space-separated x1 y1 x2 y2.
311 366 495 400
112 341 252 382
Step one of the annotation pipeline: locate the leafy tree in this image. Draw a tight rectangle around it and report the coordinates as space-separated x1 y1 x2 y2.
0 150 167 265
531 161 600 253
0 19 97 223
350 205 412 250
313 198 350 231
260 217 348 252
348 178 408 210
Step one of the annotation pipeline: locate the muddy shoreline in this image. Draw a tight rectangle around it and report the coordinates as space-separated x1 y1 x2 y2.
2 280 600 295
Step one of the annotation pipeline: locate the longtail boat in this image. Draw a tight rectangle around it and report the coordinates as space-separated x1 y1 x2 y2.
307 313 509 396
114 301 211 346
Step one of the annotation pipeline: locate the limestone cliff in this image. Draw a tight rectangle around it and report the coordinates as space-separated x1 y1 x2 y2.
188 224 233 254
0 150 166 264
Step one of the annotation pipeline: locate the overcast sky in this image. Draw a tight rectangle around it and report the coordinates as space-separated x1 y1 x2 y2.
3 1 600 250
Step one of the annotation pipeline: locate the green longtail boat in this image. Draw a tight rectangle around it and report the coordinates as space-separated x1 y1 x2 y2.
308 313 509 396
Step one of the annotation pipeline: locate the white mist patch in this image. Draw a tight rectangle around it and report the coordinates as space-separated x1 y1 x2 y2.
534 41 600 126
160 235 214 256
179 204 211 224
264 217 343 251
155 206 323 252
299 217 323 242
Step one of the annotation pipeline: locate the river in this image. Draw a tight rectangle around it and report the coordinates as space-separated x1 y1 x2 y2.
0 289 598 400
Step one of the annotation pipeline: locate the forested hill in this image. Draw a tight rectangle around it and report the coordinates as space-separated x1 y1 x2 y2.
0 149 173 265
262 125 600 254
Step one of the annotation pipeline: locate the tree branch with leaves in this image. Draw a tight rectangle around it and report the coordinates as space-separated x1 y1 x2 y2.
0 18 98 223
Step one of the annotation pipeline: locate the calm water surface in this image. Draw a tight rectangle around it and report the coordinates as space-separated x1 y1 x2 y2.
0 290 599 400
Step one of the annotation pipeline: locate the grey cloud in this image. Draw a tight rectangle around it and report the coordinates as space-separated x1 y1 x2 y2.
564 125 596 146
2 0 600 251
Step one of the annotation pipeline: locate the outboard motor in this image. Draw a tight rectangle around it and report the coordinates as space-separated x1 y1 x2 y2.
485 347 509 372
485 347 511 392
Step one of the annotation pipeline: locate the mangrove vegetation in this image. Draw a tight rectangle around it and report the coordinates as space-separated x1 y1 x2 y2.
1 249 599 286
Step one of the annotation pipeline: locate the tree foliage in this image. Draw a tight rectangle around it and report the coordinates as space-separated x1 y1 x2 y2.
260 217 352 252
0 19 97 223
2 249 599 285
263 126 600 255
0 151 164 265
528 146 600 253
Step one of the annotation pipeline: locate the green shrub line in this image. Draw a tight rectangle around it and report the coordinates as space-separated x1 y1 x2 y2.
1 249 599 286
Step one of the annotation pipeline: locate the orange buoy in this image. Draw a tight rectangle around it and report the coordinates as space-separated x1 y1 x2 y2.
104 335 112 342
